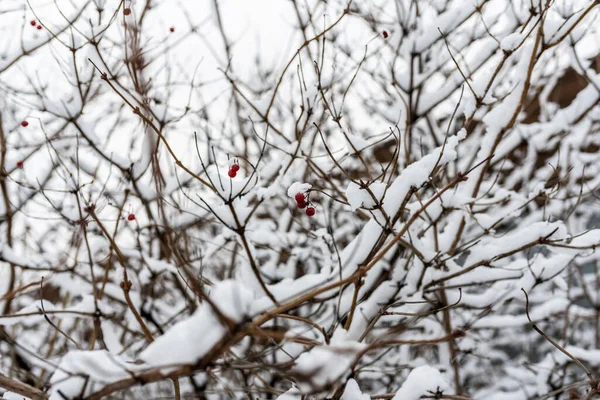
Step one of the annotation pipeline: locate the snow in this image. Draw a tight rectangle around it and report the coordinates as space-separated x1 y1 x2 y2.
344 133 369 152
500 32 524 52
2 393 30 400
392 366 449 400
287 182 312 199
459 221 565 267
472 297 570 328
293 329 366 392
48 350 146 399
3 0 600 399
561 346 600 365
140 281 254 369
383 133 463 215
276 387 302 399
345 181 386 211
341 379 369 400
482 42 535 136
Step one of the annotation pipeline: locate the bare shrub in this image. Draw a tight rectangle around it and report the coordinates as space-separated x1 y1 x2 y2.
1 1 600 399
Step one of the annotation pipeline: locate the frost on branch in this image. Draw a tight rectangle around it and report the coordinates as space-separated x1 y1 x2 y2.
1 0 600 399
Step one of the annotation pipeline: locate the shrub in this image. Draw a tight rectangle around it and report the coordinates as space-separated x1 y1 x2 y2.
1 1 600 399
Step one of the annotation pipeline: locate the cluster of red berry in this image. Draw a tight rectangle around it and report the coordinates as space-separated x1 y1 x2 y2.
295 192 315 216
228 163 240 178
16 121 28 168
30 20 42 30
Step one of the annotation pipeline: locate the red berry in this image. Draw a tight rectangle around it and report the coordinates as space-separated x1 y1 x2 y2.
297 201 306 209
169 27 175 33
21 121 28 127
306 207 315 216
228 169 237 178
30 20 36 26
16 161 23 168
127 214 135 221
123 8 131 16
383 30 389 39
37 25 42 30
231 164 240 172
295 193 305 202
